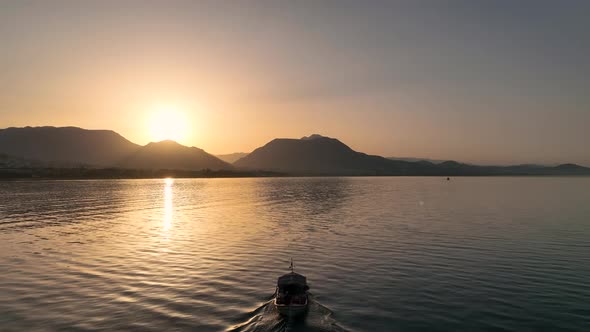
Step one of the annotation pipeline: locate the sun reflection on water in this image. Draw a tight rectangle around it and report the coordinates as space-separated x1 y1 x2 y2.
163 178 174 231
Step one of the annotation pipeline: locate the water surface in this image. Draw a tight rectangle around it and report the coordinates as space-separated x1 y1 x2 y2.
1 177 589 331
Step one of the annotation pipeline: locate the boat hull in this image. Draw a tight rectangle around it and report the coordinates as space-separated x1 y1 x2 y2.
275 302 308 318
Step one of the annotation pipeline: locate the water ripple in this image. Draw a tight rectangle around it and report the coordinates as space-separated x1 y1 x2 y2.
1 177 589 331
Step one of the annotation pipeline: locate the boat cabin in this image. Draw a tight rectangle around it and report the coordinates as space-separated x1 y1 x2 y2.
275 272 309 305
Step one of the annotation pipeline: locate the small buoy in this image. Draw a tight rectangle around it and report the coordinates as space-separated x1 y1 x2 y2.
447 177 450 181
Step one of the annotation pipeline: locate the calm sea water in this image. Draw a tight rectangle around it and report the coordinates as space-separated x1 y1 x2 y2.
0 177 589 332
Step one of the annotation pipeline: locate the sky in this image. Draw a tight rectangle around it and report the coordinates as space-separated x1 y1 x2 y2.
1 0 589 165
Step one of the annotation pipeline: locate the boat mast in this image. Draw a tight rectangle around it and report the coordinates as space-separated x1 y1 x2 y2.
289 257 294 273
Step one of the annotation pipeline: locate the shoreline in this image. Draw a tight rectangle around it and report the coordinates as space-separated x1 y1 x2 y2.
1 167 589 181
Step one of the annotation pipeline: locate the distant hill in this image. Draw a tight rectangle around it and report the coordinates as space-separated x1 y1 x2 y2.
0 126 139 166
216 152 249 164
234 134 431 175
0 153 47 168
120 140 231 171
0 127 231 171
235 134 590 176
418 160 590 176
388 156 447 164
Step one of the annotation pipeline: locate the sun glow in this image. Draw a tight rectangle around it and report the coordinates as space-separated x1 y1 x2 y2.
147 105 190 143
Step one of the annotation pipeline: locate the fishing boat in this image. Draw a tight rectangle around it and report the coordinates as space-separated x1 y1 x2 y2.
274 259 309 317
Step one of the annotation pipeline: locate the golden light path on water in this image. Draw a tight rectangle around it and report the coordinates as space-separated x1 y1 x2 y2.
163 178 174 232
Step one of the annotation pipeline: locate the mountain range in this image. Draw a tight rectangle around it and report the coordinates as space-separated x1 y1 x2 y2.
234 134 590 175
0 126 232 171
1 127 588 176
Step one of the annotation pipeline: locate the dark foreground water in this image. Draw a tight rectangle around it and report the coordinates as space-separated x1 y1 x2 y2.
1 177 589 331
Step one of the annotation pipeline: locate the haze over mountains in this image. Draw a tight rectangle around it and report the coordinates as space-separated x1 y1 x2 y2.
0 127 588 176
216 152 249 164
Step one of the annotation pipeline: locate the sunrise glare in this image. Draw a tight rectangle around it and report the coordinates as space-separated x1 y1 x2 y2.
147 104 190 143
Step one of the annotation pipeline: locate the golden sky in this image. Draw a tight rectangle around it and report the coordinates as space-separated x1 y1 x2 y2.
1 1 589 165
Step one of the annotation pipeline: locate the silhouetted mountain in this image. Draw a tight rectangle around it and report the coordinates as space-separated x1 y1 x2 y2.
120 140 231 171
234 135 428 175
0 153 46 168
554 163 587 171
300 134 328 141
0 127 231 171
433 160 590 176
0 126 139 166
216 152 249 164
388 156 447 164
235 134 590 176
1 128 588 177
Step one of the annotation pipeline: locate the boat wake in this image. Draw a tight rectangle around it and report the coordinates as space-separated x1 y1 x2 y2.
228 294 348 332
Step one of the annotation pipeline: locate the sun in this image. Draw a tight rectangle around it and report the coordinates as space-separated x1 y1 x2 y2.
147 105 189 143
